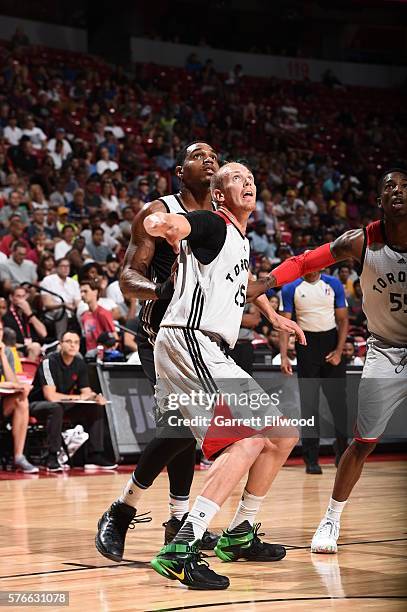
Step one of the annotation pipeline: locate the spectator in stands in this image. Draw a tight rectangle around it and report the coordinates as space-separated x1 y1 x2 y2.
148 175 168 201
96 147 118 175
347 279 366 328
3 115 22 146
7 137 38 174
47 128 72 159
273 336 297 366
54 224 76 260
119 206 134 236
2 286 46 360
29 330 117 472
0 320 37 473
49 178 71 208
337 264 355 298
30 184 49 212
248 221 277 260
135 177 150 203
37 253 56 281
104 254 120 285
26 232 47 266
69 188 88 221
40 258 81 339
26 209 48 241
86 227 112 263
342 339 364 366
79 280 117 355
84 176 102 213
22 116 47 150
0 190 29 227
0 242 37 291
100 179 119 213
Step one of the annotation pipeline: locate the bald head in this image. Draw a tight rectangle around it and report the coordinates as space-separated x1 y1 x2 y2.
210 162 256 214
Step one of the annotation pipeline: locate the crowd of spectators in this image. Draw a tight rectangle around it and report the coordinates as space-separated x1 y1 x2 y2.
0 29 405 426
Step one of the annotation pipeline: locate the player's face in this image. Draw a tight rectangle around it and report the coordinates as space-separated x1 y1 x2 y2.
380 172 407 218
178 143 219 188
215 163 256 213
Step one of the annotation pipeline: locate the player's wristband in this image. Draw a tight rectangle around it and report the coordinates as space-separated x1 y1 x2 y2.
154 278 174 300
272 243 336 286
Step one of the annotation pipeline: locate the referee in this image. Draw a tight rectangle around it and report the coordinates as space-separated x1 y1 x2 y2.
279 269 349 474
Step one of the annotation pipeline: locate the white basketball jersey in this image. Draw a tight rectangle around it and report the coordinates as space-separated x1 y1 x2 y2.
141 194 195 344
161 211 250 348
360 220 407 346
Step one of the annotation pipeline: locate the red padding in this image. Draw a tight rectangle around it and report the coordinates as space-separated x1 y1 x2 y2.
271 243 336 286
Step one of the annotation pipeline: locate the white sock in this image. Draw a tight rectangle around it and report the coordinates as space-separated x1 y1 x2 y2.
169 493 189 521
174 495 219 543
325 497 347 523
119 476 148 509
228 489 266 532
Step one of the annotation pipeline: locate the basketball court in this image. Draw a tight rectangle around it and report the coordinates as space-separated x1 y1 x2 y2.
1 458 406 611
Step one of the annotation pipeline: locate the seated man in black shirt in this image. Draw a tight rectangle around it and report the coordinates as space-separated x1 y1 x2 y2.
30 330 117 472
2 286 47 360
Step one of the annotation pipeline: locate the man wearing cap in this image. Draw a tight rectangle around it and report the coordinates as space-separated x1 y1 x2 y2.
104 253 120 285
47 127 72 159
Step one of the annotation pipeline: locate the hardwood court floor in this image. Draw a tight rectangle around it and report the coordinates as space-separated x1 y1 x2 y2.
0 462 406 612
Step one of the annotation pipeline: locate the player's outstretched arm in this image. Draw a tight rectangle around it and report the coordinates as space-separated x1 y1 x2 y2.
144 212 191 254
249 229 364 299
120 200 174 301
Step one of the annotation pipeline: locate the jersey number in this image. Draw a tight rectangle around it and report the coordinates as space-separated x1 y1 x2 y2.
389 292 407 313
234 284 246 308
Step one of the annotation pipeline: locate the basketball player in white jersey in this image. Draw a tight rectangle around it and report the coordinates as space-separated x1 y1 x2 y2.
263 168 407 553
96 143 304 564
145 162 304 590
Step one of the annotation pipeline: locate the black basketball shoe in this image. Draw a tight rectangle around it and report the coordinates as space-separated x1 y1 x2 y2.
95 501 151 562
215 521 286 562
163 513 219 550
151 539 230 590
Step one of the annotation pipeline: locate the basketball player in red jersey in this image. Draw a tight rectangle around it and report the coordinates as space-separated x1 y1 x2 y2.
263 168 407 553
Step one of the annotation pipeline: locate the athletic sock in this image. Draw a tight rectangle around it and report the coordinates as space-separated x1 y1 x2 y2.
325 497 347 523
228 488 266 533
169 492 189 521
173 496 219 543
118 475 148 509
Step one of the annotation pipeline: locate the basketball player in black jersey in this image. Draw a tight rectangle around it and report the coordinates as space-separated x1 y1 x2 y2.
95 143 221 561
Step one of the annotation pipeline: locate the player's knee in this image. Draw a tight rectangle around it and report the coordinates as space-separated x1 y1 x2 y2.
352 438 377 458
236 436 266 459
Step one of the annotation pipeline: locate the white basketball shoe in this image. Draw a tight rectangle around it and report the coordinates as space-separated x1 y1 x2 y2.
311 518 340 554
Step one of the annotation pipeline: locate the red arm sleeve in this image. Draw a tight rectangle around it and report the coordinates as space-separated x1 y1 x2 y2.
271 243 336 286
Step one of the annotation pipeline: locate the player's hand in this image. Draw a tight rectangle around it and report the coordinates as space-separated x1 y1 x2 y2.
280 356 293 376
325 350 342 366
144 213 181 254
271 313 307 345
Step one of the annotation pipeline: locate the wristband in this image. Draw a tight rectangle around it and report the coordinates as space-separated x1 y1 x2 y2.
154 278 174 300
27 313 34 321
